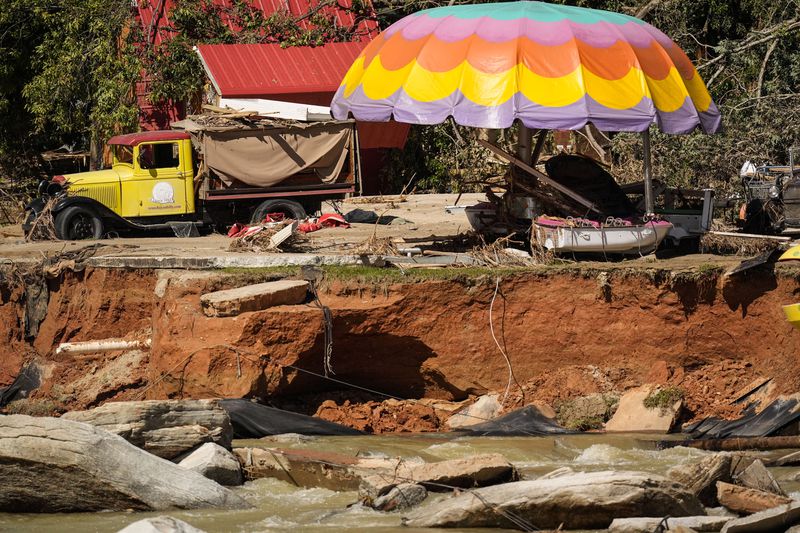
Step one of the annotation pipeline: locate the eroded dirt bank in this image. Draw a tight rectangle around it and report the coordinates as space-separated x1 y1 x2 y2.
2 264 800 430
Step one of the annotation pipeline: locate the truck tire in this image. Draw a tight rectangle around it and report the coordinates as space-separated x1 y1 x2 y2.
54 206 104 240
251 199 306 224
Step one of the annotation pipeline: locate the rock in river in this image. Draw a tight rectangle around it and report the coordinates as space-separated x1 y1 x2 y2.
178 442 243 486
62 399 232 459
403 470 704 530
118 516 206 533
0 415 249 512
668 453 733 506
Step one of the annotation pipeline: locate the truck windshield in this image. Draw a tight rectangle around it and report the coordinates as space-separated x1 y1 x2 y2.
114 145 134 165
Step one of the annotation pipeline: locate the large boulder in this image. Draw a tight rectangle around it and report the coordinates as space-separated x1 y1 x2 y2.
668 453 733 506
62 399 232 459
0 415 249 512
555 393 618 430
605 385 682 432
118 516 206 533
446 395 502 429
178 442 243 486
716 482 791 515
403 470 704 530
371 483 427 512
360 453 517 499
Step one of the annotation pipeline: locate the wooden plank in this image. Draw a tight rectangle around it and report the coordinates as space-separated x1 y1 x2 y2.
478 139 602 214
710 230 791 242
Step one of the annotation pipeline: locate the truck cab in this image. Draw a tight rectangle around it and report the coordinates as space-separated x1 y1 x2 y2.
26 131 198 239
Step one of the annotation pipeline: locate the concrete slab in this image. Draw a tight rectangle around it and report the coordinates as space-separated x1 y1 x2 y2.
87 254 383 270
201 280 310 317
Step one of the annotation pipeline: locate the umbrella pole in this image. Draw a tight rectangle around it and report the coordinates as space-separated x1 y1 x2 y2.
517 125 533 164
642 128 655 215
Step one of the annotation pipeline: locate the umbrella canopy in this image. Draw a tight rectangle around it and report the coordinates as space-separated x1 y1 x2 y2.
331 1 721 134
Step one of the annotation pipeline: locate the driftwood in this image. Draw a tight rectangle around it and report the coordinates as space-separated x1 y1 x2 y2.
657 435 800 452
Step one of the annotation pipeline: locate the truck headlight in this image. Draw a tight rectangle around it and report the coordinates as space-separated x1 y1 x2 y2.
770 185 780 199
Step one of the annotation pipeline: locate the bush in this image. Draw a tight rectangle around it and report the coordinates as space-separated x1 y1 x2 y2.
643 387 685 410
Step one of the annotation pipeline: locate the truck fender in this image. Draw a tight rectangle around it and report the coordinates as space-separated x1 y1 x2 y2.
49 196 132 229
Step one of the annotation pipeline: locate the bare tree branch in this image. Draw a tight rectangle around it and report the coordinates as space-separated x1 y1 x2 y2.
698 19 800 70
756 39 779 97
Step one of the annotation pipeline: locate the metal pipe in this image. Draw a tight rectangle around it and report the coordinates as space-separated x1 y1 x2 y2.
55 338 151 355
642 129 655 214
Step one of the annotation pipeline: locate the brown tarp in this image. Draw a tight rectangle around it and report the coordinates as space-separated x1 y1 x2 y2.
173 119 353 188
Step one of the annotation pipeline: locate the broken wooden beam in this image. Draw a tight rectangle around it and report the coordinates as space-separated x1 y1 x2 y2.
477 139 602 214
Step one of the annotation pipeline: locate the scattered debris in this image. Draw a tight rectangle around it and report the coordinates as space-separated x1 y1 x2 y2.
228 220 306 253
701 231 786 256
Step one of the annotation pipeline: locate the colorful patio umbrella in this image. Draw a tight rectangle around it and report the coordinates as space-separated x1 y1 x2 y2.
331 1 721 135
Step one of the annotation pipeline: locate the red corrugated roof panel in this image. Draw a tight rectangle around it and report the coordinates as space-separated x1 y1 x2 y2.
108 131 191 146
197 42 365 97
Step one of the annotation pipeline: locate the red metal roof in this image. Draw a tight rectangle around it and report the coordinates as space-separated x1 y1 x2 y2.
137 0 378 47
196 42 366 97
107 131 191 146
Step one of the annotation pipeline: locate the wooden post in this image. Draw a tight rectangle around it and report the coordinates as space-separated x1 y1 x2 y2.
531 129 547 166
642 128 655 214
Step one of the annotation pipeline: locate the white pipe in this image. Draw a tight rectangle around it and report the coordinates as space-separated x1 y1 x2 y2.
55 338 151 355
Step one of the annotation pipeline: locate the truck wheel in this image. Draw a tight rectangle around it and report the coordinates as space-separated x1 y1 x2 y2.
251 199 306 224
54 206 104 240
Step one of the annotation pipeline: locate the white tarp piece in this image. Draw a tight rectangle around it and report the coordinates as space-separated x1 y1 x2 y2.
219 98 333 122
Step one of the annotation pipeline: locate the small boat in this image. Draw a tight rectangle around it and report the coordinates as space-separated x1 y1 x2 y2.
533 216 673 254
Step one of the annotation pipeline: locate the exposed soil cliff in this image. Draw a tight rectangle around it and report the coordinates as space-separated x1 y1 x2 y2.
2 263 799 430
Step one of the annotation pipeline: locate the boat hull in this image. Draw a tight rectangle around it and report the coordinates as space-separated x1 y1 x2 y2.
534 221 673 254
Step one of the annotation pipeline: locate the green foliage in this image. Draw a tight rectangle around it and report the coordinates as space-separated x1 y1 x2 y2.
22 0 141 143
565 416 605 431
643 387 685 410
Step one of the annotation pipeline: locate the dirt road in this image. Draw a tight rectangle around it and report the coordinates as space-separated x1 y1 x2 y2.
0 193 485 261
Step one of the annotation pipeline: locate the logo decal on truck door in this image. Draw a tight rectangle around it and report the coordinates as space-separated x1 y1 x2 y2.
151 182 175 204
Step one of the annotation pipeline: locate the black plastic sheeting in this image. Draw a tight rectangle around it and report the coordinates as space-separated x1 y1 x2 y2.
219 399 362 438
0 363 42 407
545 154 637 217
457 406 573 437
684 398 800 439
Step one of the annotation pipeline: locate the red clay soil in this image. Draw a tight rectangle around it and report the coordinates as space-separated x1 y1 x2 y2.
1 265 799 429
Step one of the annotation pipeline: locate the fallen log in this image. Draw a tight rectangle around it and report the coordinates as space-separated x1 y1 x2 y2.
657 435 800 452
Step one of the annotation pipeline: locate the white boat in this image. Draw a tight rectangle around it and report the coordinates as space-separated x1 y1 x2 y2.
533 217 673 254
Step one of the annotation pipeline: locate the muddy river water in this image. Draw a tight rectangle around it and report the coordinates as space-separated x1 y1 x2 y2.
2 433 800 533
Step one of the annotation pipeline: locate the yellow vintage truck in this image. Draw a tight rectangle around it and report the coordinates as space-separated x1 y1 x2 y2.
24 119 356 239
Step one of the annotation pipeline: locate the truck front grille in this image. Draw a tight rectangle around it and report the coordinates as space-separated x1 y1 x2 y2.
71 184 118 209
